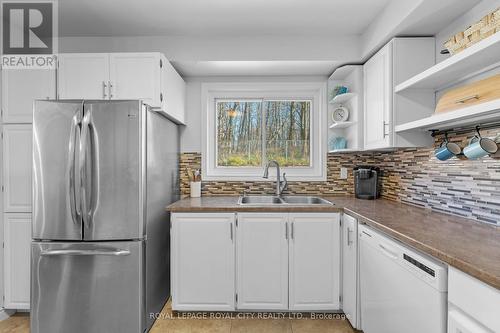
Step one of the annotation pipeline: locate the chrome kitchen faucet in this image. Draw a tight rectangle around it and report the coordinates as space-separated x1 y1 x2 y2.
263 160 287 196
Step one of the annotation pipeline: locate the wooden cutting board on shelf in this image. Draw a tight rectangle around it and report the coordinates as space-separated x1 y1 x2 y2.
435 74 500 114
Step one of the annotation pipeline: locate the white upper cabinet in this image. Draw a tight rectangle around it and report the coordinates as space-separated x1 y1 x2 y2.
57 53 186 124
161 58 186 124
109 53 162 108
364 43 392 150
3 213 31 309
171 213 235 311
236 213 289 310
2 69 56 123
58 53 110 99
363 38 435 150
2 124 32 212
289 213 340 311
342 214 359 329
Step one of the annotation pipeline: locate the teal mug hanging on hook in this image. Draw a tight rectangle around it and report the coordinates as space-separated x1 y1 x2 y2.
435 133 461 161
463 127 498 159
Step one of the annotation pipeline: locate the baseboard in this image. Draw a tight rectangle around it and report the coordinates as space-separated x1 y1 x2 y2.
0 308 15 321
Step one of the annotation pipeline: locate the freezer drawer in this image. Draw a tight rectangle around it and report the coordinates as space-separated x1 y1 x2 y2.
31 241 144 333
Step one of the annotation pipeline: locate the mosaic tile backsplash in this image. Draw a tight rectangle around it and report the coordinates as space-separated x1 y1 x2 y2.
180 128 500 225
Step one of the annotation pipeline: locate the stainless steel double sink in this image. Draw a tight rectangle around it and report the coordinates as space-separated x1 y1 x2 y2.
238 195 333 206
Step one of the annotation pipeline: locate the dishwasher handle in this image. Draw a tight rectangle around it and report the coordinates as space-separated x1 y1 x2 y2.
378 243 398 260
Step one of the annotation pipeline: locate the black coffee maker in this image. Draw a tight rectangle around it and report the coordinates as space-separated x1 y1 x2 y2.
354 166 380 200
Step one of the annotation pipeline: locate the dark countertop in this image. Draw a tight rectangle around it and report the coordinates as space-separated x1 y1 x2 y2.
166 196 500 290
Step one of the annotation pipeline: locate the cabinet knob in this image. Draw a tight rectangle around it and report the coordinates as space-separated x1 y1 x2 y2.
160 93 163 102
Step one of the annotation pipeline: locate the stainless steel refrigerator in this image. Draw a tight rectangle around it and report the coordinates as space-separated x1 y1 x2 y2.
31 100 179 333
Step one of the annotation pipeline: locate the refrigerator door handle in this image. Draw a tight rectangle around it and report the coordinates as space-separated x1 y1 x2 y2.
69 113 82 225
80 109 91 230
40 248 131 256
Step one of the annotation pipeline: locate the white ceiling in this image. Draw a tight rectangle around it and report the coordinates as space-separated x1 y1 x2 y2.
57 0 482 76
58 0 390 37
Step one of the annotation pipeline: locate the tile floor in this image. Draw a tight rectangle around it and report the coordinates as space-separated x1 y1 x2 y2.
0 300 359 333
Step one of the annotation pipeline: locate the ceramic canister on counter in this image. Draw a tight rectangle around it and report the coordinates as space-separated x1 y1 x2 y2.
463 135 498 159
190 181 201 198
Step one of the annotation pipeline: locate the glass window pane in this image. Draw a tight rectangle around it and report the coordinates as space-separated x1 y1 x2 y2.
265 100 311 167
216 100 262 166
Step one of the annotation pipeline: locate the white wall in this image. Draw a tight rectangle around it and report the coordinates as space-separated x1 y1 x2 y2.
181 76 327 152
435 0 500 62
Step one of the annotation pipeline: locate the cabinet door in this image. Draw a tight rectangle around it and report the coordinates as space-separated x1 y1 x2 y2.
58 53 110 99
161 57 186 124
364 43 392 150
289 213 340 311
109 53 161 108
3 125 32 212
236 213 288 310
2 69 55 123
342 214 359 328
171 213 235 311
3 213 31 309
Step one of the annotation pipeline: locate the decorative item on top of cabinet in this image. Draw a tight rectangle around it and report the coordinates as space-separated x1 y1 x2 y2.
443 7 500 55
364 38 435 150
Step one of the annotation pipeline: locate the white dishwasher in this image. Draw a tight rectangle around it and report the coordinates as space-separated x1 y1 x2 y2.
359 224 447 333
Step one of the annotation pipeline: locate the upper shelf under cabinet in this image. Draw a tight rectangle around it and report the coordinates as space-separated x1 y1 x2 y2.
395 33 500 92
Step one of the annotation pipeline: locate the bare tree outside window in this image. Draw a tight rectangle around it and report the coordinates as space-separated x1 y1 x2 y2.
216 100 262 166
216 99 311 167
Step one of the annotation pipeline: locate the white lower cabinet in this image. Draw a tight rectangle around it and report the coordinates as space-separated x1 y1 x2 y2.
171 213 235 311
236 213 340 311
448 267 500 333
171 211 340 312
342 214 359 328
236 213 288 310
3 213 31 309
289 213 340 311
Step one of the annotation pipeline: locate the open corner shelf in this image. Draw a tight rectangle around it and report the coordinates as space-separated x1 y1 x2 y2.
395 99 500 132
329 121 356 129
329 92 356 105
395 32 500 92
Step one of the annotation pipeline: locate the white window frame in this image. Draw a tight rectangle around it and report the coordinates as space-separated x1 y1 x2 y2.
202 82 327 181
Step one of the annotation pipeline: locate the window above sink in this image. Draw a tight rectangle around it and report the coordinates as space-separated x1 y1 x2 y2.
202 82 327 181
